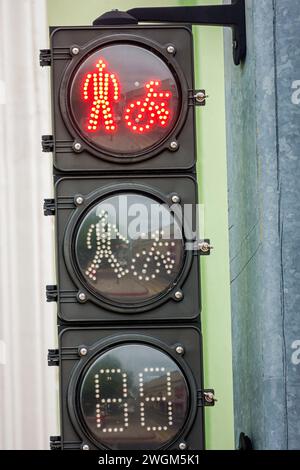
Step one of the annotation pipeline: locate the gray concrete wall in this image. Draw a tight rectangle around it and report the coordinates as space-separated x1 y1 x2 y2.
224 0 300 449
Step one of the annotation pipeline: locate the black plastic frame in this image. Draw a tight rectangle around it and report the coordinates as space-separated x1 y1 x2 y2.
59 326 204 450
60 35 187 163
50 25 196 173
64 183 191 312
55 175 200 324
72 336 194 450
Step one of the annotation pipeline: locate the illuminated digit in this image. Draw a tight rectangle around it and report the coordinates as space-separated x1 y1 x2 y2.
82 58 120 132
124 80 172 133
94 368 128 433
139 367 173 432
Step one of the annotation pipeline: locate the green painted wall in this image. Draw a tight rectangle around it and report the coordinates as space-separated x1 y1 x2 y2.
47 0 234 450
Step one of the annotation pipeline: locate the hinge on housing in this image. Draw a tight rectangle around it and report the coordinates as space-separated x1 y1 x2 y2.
198 389 217 407
189 89 208 106
42 135 54 152
50 435 62 450
46 285 58 302
48 349 59 367
44 199 55 216
40 49 51 67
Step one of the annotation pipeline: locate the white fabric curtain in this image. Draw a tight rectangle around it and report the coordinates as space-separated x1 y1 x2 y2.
0 0 57 449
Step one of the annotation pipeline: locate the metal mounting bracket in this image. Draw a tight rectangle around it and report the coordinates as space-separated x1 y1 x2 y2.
238 432 253 451
127 0 246 66
93 1 246 66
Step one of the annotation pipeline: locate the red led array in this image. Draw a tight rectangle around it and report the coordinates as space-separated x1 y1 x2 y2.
124 81 171 133
82 60 172 134
82 59 120 132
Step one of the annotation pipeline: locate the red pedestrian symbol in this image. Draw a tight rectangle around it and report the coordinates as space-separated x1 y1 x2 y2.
82 59 120 132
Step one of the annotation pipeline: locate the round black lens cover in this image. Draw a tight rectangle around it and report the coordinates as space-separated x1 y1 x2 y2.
79 343 190 450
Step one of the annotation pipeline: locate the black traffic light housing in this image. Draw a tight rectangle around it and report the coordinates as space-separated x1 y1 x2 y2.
56 325 204 450
50 174 200 324
47 25 198 173
40 3 235 450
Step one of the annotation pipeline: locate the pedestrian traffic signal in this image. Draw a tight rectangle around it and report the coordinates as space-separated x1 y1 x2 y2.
42 10 214 451
43 25 197 172
54 326 205 450
50 175 199 323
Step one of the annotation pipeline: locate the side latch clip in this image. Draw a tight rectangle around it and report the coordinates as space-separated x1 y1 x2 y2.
40 49 51 67
44 199 55 216
46 285 58 302
48 349 59 367
50 435 62 450
42 135 54 152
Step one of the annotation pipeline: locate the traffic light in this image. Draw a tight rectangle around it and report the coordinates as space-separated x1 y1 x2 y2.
42 9 214 451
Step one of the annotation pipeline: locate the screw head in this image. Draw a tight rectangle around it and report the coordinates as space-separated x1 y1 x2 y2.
169 141 179 151
79 347 88 357
167 45 176 55
199 241 213 253
171 194 181 204
73 142 82 152
195 91 207 104
174 290 183 301
204 392 216 404
179 442 187 450
71 46 80 55
75 196 84 206
82 444 90 450
175 345 185 355
78 292 86 302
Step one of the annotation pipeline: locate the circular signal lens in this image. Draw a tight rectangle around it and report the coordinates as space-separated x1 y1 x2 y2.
69 44 180 156
75 193 184 305
79 343 189 450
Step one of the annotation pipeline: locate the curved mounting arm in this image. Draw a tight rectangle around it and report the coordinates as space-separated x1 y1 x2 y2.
127 0 246 66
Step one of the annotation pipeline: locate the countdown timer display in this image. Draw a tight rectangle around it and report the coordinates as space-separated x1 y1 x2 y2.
75 192 185 305
69 44 180 155
79 343 190 450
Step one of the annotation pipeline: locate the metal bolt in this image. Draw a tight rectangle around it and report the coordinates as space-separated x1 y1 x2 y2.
167 45 176 55
75 196 84 206
174 290 183 301
169 141 179 151
82 444 90 450
204 391 217 404
175 345 185 355
73 142 82 152
171 194 181 204
199 241 213 253
179 442 187 450
195 91 208 104
71 46 80 55
78 292 86 302
79 347 88 357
